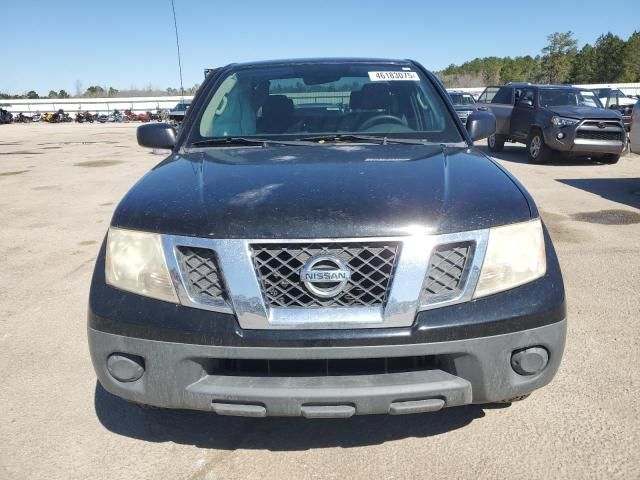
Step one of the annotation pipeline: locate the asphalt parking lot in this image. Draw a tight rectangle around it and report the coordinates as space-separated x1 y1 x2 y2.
1 123 639 479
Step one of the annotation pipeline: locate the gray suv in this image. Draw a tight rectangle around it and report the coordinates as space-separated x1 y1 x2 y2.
477 84 626 164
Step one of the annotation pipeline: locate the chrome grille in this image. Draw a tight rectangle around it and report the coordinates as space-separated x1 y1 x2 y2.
581 119 622 128
422 243 472 299
251 242 400 308
576 119 624 143
176 246 227 304
456 110 473 124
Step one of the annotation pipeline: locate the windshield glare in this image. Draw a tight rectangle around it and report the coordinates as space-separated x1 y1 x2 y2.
539 89 601 108
449 93 475 106
192 63 463 144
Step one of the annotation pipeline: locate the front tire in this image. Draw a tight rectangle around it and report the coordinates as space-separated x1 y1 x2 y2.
487 134 505 152
527 130 552 164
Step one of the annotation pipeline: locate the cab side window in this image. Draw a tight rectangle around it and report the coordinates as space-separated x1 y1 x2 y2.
611 90 625 106
516 88 535 107
478 87 499 103
491 87 514 104
514 89 523 104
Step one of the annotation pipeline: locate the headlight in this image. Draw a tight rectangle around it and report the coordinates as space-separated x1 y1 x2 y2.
105 228 178 302
474 219 546 298
551 116 578 127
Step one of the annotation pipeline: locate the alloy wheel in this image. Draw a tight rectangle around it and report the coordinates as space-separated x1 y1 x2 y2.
530 135 541 158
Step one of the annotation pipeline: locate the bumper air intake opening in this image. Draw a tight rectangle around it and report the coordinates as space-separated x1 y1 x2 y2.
205 355 442 377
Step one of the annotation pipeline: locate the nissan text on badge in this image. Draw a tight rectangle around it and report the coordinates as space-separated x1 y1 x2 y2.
88 58 566 418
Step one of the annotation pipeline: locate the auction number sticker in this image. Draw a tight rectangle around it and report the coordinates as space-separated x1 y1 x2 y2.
368 71 420 81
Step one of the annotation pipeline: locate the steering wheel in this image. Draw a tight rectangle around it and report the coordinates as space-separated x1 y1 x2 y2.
358 114 407 131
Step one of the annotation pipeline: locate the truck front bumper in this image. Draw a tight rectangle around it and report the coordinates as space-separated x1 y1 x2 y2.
544 126 626 156
89 318 566 417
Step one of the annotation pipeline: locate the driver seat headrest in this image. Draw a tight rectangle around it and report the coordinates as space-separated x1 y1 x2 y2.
360 84 392 110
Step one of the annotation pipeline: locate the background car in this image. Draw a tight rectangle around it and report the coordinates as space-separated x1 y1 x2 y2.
0 104 13 124
631 99 640 154
447 90 478 126
168 101 192 123
591 87 635 131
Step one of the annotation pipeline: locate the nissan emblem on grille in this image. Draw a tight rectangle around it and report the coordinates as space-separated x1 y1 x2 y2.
300 255 352 298
251 242 400 308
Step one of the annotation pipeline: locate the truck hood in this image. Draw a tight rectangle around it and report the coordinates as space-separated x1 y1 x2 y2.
607 97 636 107
113 144 532 238
547 105 623 120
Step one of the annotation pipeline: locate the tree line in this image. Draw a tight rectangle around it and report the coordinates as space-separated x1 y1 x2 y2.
2 31 638 98
438 30 640 87
0 83 201 100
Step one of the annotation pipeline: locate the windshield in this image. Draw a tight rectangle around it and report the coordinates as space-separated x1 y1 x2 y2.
449 93 476 106
539 89 602 108
190 62 463 144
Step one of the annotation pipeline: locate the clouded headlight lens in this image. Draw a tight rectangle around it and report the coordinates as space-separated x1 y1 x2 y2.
551 116 578 127
105 228 177 302
474 219 546 298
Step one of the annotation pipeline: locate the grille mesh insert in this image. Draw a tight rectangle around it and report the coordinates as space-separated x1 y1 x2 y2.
576 130 623 141
422 243 472 298
251 242 400 308
176 246 227 303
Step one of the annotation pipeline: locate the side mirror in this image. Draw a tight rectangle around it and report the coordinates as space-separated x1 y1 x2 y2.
137 123 176 149
466 110 496 141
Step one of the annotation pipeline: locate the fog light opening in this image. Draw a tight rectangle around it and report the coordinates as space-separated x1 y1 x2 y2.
556 132 565 140
511 347 549 376
107 353 145 382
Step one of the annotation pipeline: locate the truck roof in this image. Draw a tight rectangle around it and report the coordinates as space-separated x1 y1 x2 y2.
502 83 579 89
222 57 417 69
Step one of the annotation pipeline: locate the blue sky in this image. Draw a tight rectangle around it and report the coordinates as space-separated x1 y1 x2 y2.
1 0 639 95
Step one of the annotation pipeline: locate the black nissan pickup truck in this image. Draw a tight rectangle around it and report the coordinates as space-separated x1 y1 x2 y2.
88 58 566 418
477 83 626 164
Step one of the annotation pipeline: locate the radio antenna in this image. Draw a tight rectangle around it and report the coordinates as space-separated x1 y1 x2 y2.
170 0 185 102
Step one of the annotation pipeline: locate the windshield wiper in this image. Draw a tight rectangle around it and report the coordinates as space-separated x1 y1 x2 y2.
188 135 456 149
297 134 436 145
189 137 308 148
